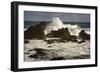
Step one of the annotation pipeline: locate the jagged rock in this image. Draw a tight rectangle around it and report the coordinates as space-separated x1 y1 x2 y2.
24 22 46 39
46 28 78 42
46 28 71 39
79 30 90 40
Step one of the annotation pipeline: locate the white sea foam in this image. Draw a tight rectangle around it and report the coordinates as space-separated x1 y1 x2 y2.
44 17 82 36
24 39 90 61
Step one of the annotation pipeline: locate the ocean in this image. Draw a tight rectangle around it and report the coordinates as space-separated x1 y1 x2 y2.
24 21 90 29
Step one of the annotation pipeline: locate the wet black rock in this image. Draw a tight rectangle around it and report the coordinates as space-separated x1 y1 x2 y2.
48 46 52 47
46 40 54 44
79 30 90 40
24 22 46 39
28 49 33 51
71 39 78 42
70 35 78 42
29 54 37 58
24 40 30 44
46 28 71 39
34 48 47 51
46 28 78 42
51 57 65 60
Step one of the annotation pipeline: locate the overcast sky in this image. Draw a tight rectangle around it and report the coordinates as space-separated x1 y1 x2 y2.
24 11 90 22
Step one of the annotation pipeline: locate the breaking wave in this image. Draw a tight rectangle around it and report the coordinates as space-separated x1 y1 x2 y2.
44 17 82 36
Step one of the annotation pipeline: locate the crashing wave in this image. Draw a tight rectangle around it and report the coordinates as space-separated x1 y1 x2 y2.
44 17 82 36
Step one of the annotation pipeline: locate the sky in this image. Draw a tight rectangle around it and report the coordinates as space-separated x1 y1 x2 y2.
24 11 90 22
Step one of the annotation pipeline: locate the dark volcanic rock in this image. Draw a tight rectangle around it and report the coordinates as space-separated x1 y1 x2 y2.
79 30 90 40
70 35 78 42
51 57 65 60
48 46 52 47
28 54 37 58
46 28 78 42
45 40 55 44
24 40 30 44
46 28 71 40
24 22 46 39
28 49 33 51
71 39 78 42
34 48 47 51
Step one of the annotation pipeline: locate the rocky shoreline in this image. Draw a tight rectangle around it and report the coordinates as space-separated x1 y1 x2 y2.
24 19 90 62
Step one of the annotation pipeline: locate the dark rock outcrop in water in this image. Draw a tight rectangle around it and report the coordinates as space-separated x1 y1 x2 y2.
24 22 78 42
24 22 46 39
24 40 30 44
46 28 78 42
51 57 65 60
79 30 90 40
70 35 78 42
46 28 71 39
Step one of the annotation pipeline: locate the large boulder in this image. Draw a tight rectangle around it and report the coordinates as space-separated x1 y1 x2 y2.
46 28 78 42
46 28 71 40
79 30 90 40
24 22 46 39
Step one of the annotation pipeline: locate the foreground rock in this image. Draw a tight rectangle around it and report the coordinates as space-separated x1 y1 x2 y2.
79 30 90 40
25 24 78 42
24 46 90 61
24 22 46 39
